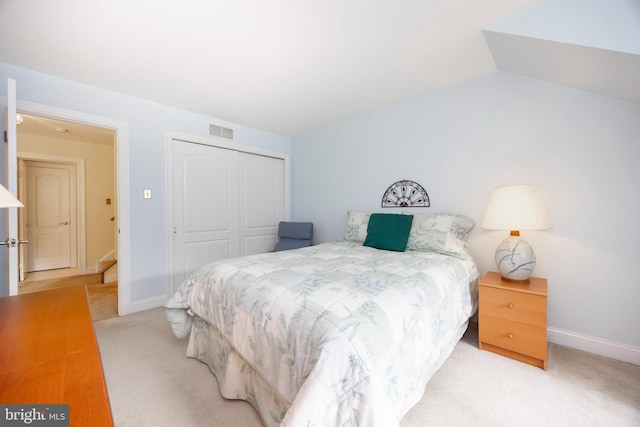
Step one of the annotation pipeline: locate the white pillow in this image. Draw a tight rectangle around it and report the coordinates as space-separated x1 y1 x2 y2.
405 213 474 258
342 211 371 243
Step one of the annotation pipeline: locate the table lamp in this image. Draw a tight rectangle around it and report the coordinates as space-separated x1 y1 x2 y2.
481 184 551 282
0 184 23 208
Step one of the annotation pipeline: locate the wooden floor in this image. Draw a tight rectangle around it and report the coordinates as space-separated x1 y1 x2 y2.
19 269 118 322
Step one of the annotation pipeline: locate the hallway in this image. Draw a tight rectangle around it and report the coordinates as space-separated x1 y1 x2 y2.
19 265 118 322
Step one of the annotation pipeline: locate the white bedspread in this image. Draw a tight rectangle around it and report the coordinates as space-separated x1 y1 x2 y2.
165 241 478 426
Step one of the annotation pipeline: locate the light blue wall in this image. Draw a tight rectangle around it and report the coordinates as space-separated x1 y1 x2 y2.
292 70 640 351
486 0 640 55
3 59 639 360
0 61 292 303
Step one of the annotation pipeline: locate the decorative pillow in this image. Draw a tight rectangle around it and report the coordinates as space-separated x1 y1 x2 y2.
405 213 474 258
343 211 371 243
363 213 414 252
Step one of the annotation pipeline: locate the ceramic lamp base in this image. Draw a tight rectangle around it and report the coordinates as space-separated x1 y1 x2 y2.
495 234 536 282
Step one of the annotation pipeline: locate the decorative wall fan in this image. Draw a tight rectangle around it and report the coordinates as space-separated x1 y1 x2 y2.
381 179 430 207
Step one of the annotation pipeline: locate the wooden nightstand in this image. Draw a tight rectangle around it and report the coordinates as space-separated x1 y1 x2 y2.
478 271 548 370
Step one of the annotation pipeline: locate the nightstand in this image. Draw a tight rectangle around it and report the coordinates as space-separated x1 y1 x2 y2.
478 271 548 370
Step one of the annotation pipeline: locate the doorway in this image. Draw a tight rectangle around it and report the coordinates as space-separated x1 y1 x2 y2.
16 113 119 320
24 161 76 273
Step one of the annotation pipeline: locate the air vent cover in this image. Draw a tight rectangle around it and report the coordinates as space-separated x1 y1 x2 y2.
209 124 222 137
221 127 234 139
209 124 234 139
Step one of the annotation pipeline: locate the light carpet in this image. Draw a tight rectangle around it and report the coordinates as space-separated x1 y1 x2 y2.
19 276 118 322
95 308 640 427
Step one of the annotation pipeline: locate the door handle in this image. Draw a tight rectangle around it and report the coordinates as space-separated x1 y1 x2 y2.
59 221 69 225
0 238 27 247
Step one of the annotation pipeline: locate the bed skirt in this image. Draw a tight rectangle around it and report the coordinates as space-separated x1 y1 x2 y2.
187 315 290 426
186 314 470 427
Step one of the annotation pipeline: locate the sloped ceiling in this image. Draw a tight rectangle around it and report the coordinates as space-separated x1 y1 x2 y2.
484 0 640 104
0 0 637 138
0 0 537 137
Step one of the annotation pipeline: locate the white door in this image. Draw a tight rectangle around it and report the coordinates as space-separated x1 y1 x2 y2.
18 158 28 281
238 152 284 255
3 79 20 296
26 163 72 271
172 140 239 288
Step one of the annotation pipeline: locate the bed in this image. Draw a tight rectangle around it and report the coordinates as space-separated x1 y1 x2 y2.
165 212 479 426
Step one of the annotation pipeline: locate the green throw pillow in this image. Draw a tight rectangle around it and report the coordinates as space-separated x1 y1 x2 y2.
363 213 413 252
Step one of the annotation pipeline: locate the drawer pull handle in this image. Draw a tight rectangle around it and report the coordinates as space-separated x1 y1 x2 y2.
508 303 514 308
508 333 514 339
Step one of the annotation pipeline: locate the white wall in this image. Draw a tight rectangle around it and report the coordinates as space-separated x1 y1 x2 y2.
0 61 292 309
292 71 640 362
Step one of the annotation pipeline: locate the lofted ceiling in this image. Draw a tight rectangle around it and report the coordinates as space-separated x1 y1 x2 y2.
0 0 538 136
0 0 637 138
484 0 640 105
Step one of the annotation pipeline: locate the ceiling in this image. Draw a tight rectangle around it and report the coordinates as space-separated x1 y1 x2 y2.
16 114 115 146
0 0 539 137
0 1 637 138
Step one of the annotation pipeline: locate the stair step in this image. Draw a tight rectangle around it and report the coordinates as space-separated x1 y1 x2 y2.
99 260 118 284
103 267 118 284
99 260 117 274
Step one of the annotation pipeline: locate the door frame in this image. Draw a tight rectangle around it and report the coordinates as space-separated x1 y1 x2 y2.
20 155 84 273
4 79 19 296
13 99 131 315
164 131 290 298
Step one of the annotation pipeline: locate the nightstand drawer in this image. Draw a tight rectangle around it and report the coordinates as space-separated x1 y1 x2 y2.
479 286 546 327
479 314 547 360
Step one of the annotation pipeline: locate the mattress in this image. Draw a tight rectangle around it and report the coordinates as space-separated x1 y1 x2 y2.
165 241 478 426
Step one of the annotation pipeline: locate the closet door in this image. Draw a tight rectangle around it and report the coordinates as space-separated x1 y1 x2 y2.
172 140 239 288
238 152 284 255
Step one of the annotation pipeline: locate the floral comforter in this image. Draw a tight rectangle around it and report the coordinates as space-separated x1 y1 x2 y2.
165 241 478 426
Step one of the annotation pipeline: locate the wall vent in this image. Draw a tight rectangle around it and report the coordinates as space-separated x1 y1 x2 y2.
221 127 234 140
209 124 222 137
209 124 234 140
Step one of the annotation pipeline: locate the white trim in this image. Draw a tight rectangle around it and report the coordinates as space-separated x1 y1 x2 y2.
5 80 19 296
168 130 291 162
13 99 132 316
18 152 86 273
99 249 117 263
164 131 290 299
89 250 118 274
128 295 168 314
548 327 640 366
164 133 173 301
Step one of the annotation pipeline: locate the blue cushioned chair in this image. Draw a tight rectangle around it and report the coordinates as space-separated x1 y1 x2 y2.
275 221 313 251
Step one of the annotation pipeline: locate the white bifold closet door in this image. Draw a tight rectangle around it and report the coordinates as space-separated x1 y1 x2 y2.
171 139 284 289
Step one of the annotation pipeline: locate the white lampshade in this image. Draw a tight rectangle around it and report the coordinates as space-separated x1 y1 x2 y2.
481 184 551 231
0 184 23 208
481 184 550 282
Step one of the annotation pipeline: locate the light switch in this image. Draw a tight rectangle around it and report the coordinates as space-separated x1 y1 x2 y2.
143 189 152 199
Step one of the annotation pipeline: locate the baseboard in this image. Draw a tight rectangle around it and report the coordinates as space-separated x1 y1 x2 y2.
548 327 640 366
84 266 99 274
99 250 116 262
125 295 166 316
86 251 117 274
